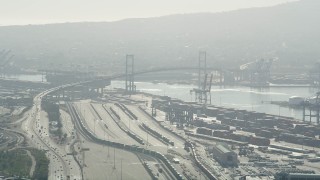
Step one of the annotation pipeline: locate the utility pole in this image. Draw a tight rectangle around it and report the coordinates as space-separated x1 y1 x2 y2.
129 118 131 131
146 131 149 149
94 119 96 135
108 135 110 157
121 159 123 180
113 147 116 169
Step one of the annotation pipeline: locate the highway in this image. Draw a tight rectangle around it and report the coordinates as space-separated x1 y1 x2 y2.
0 128 25 149
21 85 82 180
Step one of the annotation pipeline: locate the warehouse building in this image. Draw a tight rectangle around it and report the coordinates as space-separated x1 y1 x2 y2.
275 172 320 180
211 143 238 167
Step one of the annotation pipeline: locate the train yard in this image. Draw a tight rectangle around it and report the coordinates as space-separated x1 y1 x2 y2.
67 100 201 179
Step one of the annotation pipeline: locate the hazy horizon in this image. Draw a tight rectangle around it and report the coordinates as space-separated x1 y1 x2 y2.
1 0 297 26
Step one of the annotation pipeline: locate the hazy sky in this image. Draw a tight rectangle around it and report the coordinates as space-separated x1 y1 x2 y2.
1 0 297 26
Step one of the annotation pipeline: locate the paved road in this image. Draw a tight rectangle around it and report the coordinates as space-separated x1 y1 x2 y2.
22 89 81 180
26 150 36 177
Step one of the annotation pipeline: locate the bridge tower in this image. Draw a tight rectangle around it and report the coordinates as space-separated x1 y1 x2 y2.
198 51 207 89
191 51 212 105
125 55 136 93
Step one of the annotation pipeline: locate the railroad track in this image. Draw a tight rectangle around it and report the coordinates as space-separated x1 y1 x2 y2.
67 102 183 180
136 153 176 180
102 104 145 145
139 106 217 180
66 103 92 141
89 103 118 138
17 79 186 180
64 105 85 180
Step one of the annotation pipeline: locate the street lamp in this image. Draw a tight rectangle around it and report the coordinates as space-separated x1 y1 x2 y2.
129 118 131 131
94 119 97 135
145 121 149 149
146 131 149 149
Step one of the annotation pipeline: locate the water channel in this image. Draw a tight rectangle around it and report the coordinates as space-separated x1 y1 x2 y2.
111 80 319 122
3 74 45 82
3 74 319 122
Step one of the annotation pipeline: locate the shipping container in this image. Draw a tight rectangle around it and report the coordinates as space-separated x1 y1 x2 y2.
249 136 270 146
196 127 212 136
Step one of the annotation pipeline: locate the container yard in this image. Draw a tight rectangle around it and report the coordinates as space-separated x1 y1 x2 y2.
148 92 320 179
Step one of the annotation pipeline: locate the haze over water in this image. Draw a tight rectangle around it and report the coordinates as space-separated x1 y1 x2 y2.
111 80 318 122
5 74 318 122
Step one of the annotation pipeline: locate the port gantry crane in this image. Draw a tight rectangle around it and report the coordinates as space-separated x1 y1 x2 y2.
302 91 320 124
190 51 213 105
240 58 274 86
191 73 213 105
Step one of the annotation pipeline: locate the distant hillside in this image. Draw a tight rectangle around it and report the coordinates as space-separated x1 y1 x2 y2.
0 0 319 72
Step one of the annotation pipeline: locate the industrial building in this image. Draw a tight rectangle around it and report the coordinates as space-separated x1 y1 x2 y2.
275 173 320 180
210 143 238 167
289 96 305 106
240 176 274 180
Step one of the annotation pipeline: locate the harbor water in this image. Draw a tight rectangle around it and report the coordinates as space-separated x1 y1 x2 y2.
111 80 319 122
3 73 318 122
3 74 45 82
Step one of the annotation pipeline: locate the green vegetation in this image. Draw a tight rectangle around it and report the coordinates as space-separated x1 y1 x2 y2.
29 149 49 180
0 149 31 178
42 100 60 123
42 100 63 137
0 148 49 179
